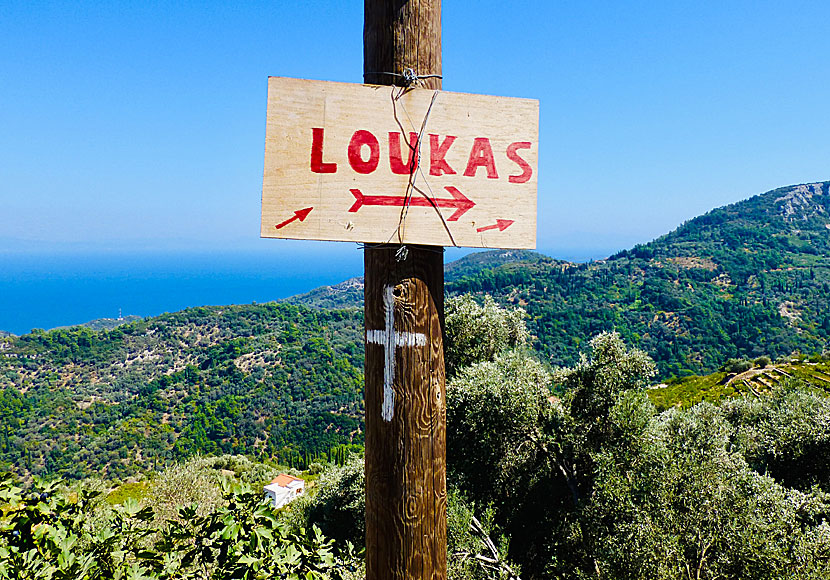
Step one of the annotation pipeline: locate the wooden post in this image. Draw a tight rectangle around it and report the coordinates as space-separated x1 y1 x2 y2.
363 2 447 580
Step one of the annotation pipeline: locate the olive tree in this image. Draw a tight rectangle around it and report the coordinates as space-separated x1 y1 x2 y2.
444 295 528 378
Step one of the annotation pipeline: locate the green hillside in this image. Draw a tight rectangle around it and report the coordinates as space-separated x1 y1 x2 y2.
649 356 830 409
283 248 542 309
448 181 830 377
0 303 365 480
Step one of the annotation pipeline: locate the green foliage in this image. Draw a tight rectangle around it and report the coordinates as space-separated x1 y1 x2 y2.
444 295 528 378
148 458 227 523
292 456 521 580
0 472 156 579
6 181 830 483
106 481 150 506
0 471 360 580
294 455 365 549
446 350 551 517
5 179 830 577
445 329 830 579
720 358 753 374
755 355 772 368
578 399 830 580
554 331 657 430
444 490 519 580
724 381 830 491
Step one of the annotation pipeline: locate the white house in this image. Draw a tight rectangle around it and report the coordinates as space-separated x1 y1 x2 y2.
264 473 305 508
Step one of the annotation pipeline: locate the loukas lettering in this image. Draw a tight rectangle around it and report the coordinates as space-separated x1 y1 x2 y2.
262 77 539 248
310 128 533 184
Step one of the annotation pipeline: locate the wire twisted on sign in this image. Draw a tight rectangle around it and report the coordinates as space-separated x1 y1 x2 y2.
358 68 458 259
391 74 457 247
357 243 445 259
362 68 443 86
392 89 457 244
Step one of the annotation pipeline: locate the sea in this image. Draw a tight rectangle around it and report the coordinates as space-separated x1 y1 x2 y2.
0 247 374 336
0 243 614 337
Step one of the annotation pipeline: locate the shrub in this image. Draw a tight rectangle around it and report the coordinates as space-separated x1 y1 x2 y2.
755 356 772 369
721 358 753 374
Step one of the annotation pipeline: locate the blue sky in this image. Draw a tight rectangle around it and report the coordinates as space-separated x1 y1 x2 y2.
2 1 830 261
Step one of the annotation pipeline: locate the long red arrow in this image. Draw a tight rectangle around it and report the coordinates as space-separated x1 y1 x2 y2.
476 219 514 233
348 186 475 221
275 207 313 229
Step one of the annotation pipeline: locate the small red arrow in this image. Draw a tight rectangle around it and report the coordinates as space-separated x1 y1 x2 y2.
348 186 475 221
275 207 313 229
476 219 514 233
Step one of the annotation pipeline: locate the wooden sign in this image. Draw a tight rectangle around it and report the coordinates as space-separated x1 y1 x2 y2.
261 77 539 249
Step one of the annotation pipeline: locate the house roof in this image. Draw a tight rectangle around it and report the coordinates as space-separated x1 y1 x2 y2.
271 473 304 487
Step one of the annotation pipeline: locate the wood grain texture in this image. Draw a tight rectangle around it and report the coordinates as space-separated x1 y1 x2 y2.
364 245 446 580
364 4 446 580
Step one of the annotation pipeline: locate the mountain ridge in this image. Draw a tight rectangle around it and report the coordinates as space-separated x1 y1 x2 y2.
277 181 830 376
446 181 830 375
286 182 830 312
2 180 828 480
282 249 546 309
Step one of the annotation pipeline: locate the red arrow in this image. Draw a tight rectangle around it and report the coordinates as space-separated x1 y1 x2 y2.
348 186 475 221
476 219 514 233
275 207 313 229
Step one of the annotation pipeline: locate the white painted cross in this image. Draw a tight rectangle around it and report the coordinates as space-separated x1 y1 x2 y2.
366 285 426 421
